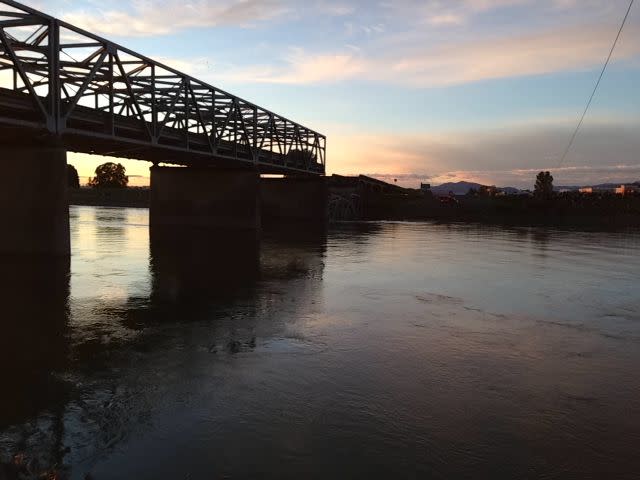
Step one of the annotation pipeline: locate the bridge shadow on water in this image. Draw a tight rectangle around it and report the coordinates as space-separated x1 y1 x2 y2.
134 224 328 323
0 221 329 475
147 227 262 316
0 256 70 426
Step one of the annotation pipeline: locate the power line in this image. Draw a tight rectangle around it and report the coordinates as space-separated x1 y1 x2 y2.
558 0 635 167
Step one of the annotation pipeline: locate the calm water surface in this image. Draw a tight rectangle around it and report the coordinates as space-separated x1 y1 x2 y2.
1 206 640 479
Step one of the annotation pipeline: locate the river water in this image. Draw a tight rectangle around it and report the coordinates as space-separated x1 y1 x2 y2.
1 206 640 479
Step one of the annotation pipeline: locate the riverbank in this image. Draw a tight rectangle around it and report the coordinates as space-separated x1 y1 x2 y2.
69 187 640 227
363 192 640 227
70 187 149 208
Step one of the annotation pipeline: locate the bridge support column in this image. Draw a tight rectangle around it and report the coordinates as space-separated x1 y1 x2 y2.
261 176 327 224
0 146 70 256
150 166 260 230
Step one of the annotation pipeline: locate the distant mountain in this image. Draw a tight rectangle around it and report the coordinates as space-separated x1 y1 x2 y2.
430 181 484 195
431 181 523 196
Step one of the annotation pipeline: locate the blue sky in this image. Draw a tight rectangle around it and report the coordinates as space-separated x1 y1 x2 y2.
39 0 640 187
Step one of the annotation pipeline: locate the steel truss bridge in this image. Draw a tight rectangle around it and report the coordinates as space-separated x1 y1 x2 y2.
0 1 325 175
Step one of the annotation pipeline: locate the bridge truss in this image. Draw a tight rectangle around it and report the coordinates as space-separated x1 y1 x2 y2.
0 1 325 175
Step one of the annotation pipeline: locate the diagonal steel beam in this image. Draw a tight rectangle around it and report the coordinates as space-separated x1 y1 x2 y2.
187 82 214 153
0 27 47 121
155 78 185 140
63 49 107 121
114 51 152 139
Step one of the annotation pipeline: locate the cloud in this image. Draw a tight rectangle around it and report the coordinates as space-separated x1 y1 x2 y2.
60 0 356 37
344 21 386 36
56 0 640 90
422 0 527 26
62 0 291 37
427 14 465 26
385 23 640 87
316 1 355 16
215 47 366 84
57 0 501 38
384 0 620 28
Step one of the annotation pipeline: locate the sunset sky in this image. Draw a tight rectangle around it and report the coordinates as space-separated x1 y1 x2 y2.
40 0 640 188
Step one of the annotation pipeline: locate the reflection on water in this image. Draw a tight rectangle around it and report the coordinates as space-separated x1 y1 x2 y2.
0 255 70 471
149 226 260 309
1 207 640 479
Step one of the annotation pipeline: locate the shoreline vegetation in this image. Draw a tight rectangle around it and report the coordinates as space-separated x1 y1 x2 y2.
68 186 640 228
70 187 149 209
364 191 640 228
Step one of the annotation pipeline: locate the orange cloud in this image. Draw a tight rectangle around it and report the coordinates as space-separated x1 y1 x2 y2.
323 116 640 188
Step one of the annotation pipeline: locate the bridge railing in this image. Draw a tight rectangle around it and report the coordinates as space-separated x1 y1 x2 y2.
0 1 325 174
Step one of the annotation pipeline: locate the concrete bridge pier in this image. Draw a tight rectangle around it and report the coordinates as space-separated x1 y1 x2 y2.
0 145 70 256
150 166 261 231
261 176 327 224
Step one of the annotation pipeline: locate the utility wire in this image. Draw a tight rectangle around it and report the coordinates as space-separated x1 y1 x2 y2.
558 0 635 167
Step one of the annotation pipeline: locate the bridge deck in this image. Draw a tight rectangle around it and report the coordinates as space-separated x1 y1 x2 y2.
0 1 325 175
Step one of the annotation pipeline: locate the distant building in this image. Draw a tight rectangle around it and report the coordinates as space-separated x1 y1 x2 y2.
420 183 431 192
479 185 499 197
578 186 620 194
616 184 639 195
564 182 640 195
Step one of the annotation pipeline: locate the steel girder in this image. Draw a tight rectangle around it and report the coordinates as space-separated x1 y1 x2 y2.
0 1 325 175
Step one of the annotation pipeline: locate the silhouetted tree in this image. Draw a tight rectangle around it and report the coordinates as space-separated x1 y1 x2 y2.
286 149 317 167
88 162 128 189
534 171 554 200
67 164 80 189
466 188 478 197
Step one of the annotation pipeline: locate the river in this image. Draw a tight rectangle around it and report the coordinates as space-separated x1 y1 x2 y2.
1 205 640 479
